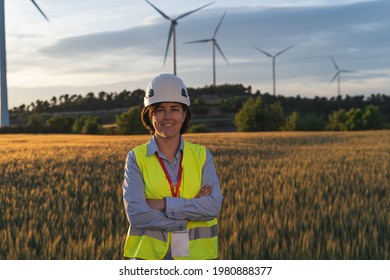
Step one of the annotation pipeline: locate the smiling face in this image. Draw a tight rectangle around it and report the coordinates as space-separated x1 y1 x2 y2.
151 102 187 140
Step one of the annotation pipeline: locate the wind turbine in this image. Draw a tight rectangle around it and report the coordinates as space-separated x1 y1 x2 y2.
254 45 294 96
144 0 213 76
184 11 228 87
0 0 49 127
329 56 355 96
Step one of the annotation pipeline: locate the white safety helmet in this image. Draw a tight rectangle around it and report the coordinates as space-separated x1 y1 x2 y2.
144 73 190 107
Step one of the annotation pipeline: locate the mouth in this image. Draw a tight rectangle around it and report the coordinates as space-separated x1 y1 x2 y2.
163 123 174 127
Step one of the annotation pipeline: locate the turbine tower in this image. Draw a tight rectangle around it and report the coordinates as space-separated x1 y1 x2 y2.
144 0 213 76
0 0 49 127
329 56 355 96
184 11 228 87
254 45 293 96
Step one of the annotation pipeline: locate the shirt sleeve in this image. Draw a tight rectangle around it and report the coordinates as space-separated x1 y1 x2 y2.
165 148 224 221
122 150 188 231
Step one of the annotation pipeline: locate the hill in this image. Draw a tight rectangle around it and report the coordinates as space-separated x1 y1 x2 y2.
6 84 390 133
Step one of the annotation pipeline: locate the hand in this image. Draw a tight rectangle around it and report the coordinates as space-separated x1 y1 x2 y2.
146 199 165 211
195 184 212 198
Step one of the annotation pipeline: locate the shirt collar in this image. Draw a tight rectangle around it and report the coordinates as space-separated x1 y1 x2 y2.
147 135 184 159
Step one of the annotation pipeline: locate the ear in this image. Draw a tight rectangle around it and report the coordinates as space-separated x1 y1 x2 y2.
182 109 187 123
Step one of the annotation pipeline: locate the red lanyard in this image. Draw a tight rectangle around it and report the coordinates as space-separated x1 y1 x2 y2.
156 153 183 197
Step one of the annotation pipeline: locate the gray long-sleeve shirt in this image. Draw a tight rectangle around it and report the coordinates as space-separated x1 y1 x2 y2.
122 135 224 232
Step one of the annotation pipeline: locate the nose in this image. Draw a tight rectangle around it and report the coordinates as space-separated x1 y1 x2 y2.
163 109 172 119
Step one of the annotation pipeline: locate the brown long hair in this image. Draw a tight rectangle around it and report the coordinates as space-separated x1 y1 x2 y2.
141 102 192 135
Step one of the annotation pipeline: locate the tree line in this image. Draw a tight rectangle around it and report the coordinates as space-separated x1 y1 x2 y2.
234 97 385 132
10 90 145 114
2 84 389 134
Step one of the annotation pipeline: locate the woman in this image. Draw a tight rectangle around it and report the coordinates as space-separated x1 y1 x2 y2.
122 73 224 260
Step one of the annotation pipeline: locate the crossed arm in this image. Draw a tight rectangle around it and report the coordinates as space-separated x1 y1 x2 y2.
146 185 213 211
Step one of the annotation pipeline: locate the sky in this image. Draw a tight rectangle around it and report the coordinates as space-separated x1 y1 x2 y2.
4 0 390 109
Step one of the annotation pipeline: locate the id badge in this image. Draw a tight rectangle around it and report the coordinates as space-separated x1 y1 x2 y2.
171 230 189 257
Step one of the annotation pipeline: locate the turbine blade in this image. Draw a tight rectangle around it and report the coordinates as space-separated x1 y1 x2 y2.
184 39 212 44
213 10 227 38
216 42 229 65
340 70 356 73
254 46 272 58
175 2 214 21
163 24 174 66
144 0 172 20
330 56 339 70
275 45 294 57
31 0 49 21
329 72 339 85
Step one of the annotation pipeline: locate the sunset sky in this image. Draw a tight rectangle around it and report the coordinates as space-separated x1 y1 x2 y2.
5 0 389 108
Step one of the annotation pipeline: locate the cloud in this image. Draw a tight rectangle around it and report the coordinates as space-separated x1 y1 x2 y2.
41 1 389 56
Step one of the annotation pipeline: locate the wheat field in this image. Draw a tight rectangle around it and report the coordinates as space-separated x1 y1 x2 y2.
0 131 389 259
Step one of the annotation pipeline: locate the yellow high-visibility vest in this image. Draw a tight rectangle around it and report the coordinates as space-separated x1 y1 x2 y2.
124 141 218 260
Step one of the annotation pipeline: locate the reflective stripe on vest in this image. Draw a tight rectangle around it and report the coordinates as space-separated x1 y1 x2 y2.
130 224 218 241
124 141 218 260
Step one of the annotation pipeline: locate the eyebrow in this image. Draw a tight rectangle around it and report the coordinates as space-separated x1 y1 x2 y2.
158 104 181 109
